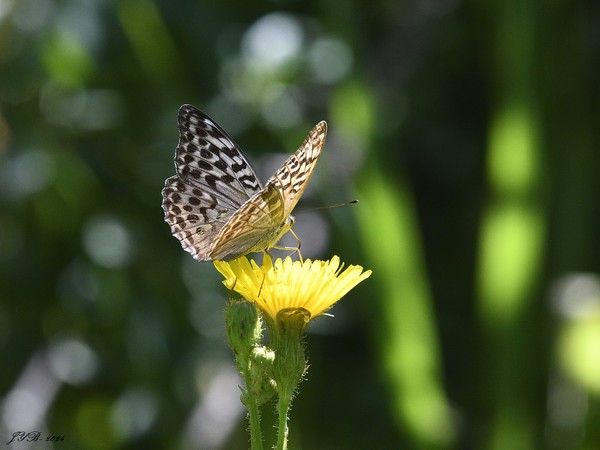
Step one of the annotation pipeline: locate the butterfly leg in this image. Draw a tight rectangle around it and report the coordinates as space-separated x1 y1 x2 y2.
272 228 303 262
258 271 266 297
289 227 303 262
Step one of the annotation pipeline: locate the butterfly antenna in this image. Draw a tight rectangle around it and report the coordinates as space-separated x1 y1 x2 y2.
296 199 358 214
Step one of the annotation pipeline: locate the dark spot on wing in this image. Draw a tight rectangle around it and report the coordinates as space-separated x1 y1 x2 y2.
214 159 228 171
197 160 212 170
232 160 247 172
221 174 234 184
222 147 236 159
205 175 218 188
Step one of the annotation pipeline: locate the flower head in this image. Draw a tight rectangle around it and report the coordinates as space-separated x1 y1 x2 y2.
214 255 372 327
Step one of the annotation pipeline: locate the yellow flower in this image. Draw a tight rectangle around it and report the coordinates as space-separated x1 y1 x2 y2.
214 255 372 326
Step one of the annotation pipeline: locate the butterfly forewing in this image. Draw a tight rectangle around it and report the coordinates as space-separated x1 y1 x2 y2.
176 105 263 204
162 104 327 261
163 105 262 260
265 121 327 218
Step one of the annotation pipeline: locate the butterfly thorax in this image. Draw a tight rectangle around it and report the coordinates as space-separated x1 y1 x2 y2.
259 214 294 252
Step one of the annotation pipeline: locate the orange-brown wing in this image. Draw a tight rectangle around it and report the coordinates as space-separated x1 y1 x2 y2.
264 121 327 218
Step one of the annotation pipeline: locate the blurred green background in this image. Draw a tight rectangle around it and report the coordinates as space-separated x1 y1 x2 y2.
1 0 599 449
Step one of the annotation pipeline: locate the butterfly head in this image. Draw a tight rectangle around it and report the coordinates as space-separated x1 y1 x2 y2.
277 215 295 242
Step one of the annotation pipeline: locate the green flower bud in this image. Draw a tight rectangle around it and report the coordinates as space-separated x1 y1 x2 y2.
225 300 262 362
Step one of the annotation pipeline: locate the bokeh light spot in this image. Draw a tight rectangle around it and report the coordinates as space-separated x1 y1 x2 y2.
242 13 304 70
0 150 54 200
82 215 133 268
111 387 158 440
47 337 98 385
308 37 353 84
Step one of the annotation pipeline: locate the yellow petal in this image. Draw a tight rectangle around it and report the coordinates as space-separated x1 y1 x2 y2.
214 255 372 325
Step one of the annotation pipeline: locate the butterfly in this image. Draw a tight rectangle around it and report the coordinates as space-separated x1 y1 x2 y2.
161 104 327 261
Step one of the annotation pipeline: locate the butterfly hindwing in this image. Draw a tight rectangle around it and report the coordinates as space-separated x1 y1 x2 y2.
208 184 287 260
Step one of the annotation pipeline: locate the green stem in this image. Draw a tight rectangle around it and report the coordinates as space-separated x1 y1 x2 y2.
246 392 264 450
270 309 309 450
276 388 292 450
